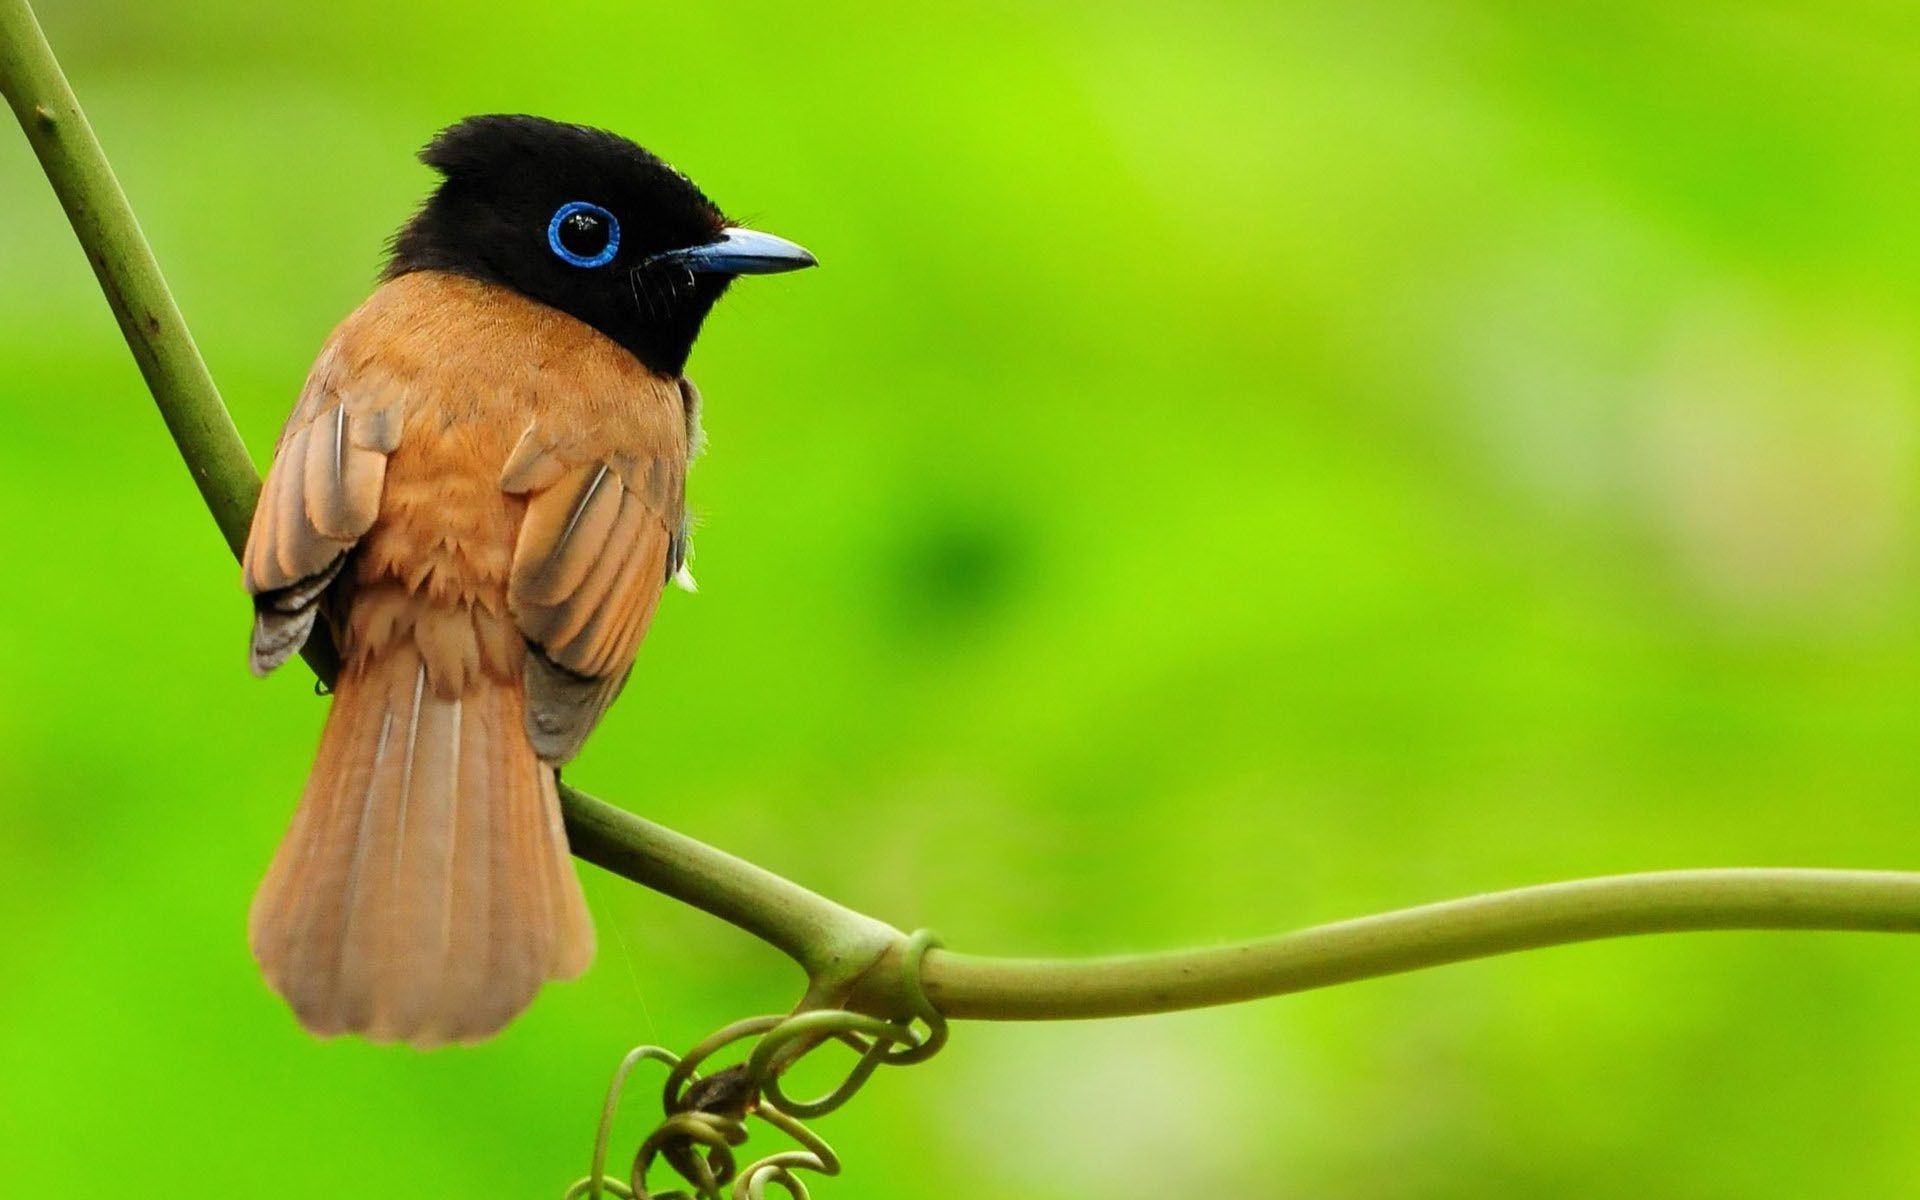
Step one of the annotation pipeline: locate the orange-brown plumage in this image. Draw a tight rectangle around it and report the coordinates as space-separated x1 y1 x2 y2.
244 271 688 1044
242 113 812 1046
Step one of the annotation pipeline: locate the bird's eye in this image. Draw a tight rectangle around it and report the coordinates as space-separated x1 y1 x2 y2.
547 201 620 268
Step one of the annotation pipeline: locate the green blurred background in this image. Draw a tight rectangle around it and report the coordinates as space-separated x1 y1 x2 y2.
4 0 1919 1194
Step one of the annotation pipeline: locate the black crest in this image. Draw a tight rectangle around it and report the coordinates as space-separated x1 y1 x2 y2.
386 115 734 376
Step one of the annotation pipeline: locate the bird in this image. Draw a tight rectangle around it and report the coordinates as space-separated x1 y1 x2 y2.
240 114 815 1046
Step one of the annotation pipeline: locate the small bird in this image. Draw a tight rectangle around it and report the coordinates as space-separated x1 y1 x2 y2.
241 115 815 1045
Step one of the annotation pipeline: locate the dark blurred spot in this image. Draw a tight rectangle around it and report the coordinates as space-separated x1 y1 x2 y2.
878 498 1030 642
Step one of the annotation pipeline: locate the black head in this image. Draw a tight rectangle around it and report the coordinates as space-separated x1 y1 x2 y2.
385 114 814 377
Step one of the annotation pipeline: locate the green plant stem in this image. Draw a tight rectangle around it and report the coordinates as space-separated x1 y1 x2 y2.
0 0 244 542
561 785 901 986
9 0 1920 1028
564 789 1920 1018
0 0 340 681
888 868 1920 1019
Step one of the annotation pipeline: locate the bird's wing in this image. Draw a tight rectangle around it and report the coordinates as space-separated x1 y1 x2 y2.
241 341 407 675
502 381 689 764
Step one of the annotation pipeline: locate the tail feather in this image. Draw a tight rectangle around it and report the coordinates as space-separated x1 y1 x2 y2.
249 647 594 1046
544 770 596 978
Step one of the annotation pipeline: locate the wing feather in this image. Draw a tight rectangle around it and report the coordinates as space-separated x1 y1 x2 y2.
506 435 683 763
243 367 402 675
304 402 386 540
513 463 625 607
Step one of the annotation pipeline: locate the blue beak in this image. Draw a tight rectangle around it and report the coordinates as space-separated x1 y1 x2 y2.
648 227 817 275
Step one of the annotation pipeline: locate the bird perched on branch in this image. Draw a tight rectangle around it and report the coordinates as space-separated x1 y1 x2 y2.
240 115 815 1045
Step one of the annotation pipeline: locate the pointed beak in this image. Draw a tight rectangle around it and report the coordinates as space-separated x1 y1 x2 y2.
648 227 817 275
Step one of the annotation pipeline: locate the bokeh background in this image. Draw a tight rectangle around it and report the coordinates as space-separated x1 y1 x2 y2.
4 0 1919 1194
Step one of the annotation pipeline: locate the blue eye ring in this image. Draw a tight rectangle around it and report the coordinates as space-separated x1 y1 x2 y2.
547 201 620 268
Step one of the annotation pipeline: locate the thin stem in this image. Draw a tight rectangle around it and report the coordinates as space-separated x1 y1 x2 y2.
0 0 338 682
890 868 1920 1020
560 784 899 982
0 0 243 539
8 0 1920 1033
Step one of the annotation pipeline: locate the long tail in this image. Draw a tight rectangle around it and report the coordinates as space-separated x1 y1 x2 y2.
248 644 594 1046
